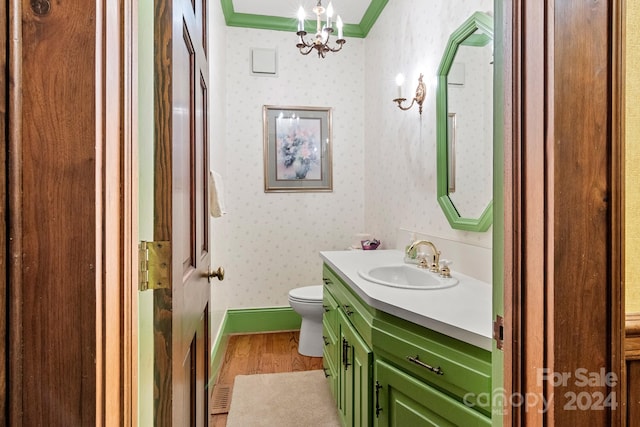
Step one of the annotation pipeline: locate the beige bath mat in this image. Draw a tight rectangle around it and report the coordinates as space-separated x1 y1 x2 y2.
226 370 341 427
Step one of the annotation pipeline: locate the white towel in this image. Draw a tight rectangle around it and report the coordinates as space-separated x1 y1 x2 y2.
209 170 227 218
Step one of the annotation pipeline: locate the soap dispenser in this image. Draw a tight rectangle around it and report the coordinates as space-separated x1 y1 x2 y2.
404 233 418 264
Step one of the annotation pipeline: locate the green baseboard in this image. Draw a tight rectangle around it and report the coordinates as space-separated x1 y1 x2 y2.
224 307 302 334
209 307 302 386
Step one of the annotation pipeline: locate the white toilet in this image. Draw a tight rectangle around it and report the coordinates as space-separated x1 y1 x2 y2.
288 285 324 357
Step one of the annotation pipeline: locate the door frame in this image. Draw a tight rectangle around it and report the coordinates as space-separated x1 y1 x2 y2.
4 0 134 424
1 0 7 419
3 0 136 423
96 1 628 426
97 0 138 424
502 0 625 425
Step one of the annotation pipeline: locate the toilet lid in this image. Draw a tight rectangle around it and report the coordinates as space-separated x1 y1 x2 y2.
289 285 323 302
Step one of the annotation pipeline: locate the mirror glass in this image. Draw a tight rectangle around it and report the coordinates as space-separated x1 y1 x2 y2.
436 12 493 231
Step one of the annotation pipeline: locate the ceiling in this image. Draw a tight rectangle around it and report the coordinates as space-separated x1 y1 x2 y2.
220 0 388 38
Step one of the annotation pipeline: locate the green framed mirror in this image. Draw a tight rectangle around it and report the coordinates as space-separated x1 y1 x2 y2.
436 11 493 232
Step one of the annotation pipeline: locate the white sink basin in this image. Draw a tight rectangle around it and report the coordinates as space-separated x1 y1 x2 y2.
358 264 459 290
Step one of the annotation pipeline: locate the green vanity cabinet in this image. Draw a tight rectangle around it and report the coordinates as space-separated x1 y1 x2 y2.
373 314 492 416
340 310 373 427
322 263 491 427
324 265 374 427
374 360 490 427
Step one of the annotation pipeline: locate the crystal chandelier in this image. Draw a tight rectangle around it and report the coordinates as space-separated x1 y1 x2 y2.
296 1 345 58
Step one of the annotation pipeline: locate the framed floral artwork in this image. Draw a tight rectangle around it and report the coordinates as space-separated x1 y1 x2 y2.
263 105 333 192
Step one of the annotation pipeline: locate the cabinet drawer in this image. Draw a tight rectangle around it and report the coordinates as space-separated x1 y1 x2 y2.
324 361 338 403
322 318 338 369
323 265 374 345
322 285 339 335
373 319 491 414
322 325 339 405
375 360 491 427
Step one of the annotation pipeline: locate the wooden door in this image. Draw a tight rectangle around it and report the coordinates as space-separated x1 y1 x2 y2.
501 0 625 425
153 0 211 424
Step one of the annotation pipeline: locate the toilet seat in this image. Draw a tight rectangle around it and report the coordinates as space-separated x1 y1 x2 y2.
288 285 323 303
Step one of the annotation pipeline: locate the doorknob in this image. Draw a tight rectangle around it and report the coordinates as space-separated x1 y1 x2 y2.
206 266 225 282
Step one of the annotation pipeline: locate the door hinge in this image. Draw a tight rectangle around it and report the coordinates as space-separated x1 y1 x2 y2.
493 315 504 350
138 241 171 291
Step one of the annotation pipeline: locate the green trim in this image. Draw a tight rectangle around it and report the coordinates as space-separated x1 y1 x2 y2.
219 0 234 20
358 0 389 37
437 12 493 76
461 33 492 47
219 0 387 38
225 307 301 334
437 196 494 231
436 11 494 232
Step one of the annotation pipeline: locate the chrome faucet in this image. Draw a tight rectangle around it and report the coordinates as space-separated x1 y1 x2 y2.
407 240 441 272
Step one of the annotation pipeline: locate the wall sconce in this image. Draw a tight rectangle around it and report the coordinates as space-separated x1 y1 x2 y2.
393 73 426 115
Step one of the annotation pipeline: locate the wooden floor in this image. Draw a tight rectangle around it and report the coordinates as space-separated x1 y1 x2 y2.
209 331 324 427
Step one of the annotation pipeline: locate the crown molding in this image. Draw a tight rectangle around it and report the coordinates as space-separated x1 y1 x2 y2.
220 0 388 38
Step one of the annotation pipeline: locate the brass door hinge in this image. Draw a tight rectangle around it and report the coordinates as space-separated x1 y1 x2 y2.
138 241 171 291
493 315 504 350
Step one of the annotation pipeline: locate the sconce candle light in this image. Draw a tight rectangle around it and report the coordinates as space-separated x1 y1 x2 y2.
296 1 346 58
393 73 426 115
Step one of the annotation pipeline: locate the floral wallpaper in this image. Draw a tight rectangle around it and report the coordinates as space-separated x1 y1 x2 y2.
209 0 494 312
215 27 366 308
363 0 493 250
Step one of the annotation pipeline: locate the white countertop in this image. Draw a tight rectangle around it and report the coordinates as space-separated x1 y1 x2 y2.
320 249 493 351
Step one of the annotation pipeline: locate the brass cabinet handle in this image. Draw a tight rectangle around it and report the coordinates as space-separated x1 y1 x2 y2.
206 266 225 282
323 335 330 346
406 355 444 375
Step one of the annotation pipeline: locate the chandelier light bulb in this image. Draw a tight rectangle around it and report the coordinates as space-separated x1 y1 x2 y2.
336 15 343 39
295 1 346 58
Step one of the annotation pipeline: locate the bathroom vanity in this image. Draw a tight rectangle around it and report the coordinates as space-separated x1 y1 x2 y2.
320 250 492 426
